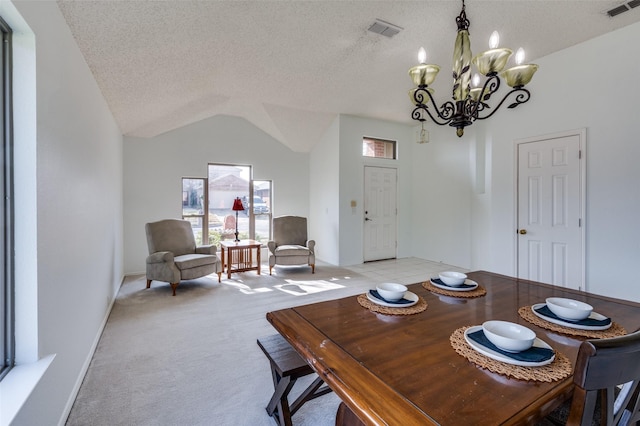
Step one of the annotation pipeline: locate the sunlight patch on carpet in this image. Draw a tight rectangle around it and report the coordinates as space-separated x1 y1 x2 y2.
275 279 345 296
223 281 275 295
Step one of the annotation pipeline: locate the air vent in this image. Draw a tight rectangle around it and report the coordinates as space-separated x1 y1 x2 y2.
367 19 403 38
608 4 629 16
606 0 640 17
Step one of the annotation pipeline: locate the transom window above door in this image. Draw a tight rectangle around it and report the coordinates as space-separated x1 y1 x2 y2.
362 137 397 160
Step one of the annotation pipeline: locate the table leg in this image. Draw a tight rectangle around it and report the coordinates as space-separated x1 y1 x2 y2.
227 247 233 279
221 246 226 276
257 245 261 275
335 402 365 426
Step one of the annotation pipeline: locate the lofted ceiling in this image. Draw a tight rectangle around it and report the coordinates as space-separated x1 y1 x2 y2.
57 0 640 152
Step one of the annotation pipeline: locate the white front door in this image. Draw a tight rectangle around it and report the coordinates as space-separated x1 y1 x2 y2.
363 166 397 262
516 130 585 290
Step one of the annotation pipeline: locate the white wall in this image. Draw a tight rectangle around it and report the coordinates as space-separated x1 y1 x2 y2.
483 21 640 301
337 115 414 266
410 123 474 268
6 1 124 425
123 115 309 274
414 21 640 302
309 116 340 265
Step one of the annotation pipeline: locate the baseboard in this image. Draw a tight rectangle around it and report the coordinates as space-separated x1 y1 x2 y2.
57 274 125 426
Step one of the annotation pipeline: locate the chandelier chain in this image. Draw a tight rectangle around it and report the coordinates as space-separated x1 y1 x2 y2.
456 0 470 31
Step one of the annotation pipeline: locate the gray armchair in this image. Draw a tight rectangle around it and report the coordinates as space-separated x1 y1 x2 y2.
267 216 315 275
145 219 222 295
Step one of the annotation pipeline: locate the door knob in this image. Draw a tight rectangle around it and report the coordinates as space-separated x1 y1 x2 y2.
365 217 371 221
519 229 527 235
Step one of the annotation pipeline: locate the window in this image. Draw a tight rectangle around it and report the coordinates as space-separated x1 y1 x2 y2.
181 177 207 245
252 180 272 242
362 137 397 159
207 163 251 244
181 164 272 246
0 17 13 381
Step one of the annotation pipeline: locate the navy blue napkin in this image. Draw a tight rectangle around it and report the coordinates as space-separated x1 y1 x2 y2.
369 289 413 305
468 330 554 363
535 304 611 327
432 278 475 289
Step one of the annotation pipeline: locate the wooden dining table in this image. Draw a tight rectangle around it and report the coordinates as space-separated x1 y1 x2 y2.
266 270 640 425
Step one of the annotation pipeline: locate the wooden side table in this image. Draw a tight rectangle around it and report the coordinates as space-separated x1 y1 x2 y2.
220 239 261 279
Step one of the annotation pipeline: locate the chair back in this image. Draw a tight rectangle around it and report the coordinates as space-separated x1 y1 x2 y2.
145 219 196 256
273 216 308 247
568 329 640 426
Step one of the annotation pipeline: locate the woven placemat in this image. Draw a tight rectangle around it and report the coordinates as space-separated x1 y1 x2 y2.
518 306 627 339
357 294 427 315
422 281 487 298
450 326 573 382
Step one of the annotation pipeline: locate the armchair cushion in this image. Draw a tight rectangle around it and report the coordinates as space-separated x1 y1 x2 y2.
274 245 310 257
174 253 217 270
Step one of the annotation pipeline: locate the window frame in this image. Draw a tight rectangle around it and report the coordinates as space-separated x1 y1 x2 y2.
251 179 272 243
0 16 14 381
362 136 397 160
181 177 208 245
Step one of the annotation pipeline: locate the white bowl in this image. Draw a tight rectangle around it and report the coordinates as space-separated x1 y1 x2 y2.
482 320 536 353
546 297 593 321
376 283 407 301
439 271 467 287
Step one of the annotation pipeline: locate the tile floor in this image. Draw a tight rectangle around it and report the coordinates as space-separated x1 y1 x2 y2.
343 257 468 285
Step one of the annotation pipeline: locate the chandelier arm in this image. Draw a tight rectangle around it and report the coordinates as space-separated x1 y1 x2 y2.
437 101 457 121
412 87 457 125
412 105 452 126
468 75 500 119
412 86 431 105
465 100 482 119
476 88 531 121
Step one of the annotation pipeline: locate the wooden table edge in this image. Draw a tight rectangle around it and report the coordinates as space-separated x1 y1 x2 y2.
267 309 438 426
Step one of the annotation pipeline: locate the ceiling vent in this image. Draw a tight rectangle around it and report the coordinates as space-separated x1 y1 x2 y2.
606 0 640 17
367 19 403 38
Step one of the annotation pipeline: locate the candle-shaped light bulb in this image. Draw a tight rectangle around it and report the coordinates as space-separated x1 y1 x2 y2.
515 47 525 65
472 73 481 88
418 47 427 64
489 31 500 49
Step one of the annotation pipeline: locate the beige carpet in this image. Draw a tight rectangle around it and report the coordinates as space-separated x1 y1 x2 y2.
66 263 382 426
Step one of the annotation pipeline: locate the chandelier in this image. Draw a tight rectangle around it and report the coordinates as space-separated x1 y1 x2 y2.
408 0 538 137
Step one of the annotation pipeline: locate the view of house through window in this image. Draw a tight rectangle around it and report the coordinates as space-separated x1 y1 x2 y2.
181 177 207 245
182 165 272 246
207 164 251 243
253 180 272 242
362 136 397 159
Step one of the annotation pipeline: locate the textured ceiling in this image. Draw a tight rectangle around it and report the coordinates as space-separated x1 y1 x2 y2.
57 0 640 151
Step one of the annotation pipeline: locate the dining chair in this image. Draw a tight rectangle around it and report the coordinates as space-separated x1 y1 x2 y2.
544 329 640 426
